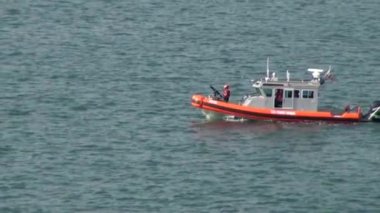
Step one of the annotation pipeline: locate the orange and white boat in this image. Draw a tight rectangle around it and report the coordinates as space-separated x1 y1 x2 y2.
191 59 380 123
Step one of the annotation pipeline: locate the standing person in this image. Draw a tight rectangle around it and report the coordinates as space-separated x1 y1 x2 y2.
275 89 283 107
223 84 231 102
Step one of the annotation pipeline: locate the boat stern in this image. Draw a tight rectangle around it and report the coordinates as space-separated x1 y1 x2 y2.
363 101 380 122
368 106 380 122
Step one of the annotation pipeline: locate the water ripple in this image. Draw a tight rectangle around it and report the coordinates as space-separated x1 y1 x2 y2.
1 0 380 212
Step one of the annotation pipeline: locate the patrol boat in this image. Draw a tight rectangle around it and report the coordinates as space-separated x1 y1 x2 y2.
191 59 380 122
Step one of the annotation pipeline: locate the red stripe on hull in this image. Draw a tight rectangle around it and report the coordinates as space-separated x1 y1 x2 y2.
192 94 361 122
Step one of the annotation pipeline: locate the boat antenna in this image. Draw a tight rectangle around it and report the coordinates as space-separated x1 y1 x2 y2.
266 57 270 78
322 65 334 81
325 65 332 77
286 70 290 82
265 57 270 82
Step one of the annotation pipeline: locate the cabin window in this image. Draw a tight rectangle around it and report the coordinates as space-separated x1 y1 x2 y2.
302 90 314 99
294 90 300 98
263 88 273 97
285 90 293 98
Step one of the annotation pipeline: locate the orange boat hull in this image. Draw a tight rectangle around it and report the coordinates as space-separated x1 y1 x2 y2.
191 94 362 122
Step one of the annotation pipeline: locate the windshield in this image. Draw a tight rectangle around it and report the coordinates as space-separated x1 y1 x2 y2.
252 88 261 96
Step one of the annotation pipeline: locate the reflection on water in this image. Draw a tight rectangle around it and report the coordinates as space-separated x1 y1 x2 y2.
192 120 281 134
190 118 362 143
190 119 331 141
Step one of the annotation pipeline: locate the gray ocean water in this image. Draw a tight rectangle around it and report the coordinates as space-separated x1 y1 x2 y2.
1 0 380 212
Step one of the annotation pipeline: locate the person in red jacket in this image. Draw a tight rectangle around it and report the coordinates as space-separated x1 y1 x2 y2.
223 84 231 102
